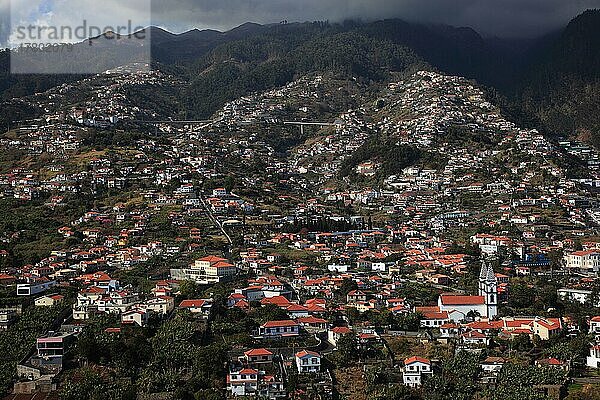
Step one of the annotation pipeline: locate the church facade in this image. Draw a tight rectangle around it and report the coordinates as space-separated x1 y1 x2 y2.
437 262 498 321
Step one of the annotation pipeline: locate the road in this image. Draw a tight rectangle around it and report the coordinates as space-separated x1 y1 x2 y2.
199 193 233 246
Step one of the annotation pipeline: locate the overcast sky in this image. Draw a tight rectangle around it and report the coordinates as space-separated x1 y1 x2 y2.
150 0 599 38
1 0 598 47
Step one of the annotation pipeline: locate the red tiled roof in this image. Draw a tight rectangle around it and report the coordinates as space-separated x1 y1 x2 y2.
238 368 259 375
296 350 319 358
199 255 227 263
261 296 290 306
244 348 273 357
404 356 430 365
179 299 206 308
332 326 352 334
440 294 485 305
262 320 298 328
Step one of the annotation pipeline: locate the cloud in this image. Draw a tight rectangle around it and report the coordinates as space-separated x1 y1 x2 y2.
1 0 597 47
148 0 598 38
3 0 152 46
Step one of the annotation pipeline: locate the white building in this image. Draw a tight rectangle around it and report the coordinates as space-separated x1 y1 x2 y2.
403 356 432 387
295 350 321 373
587 345 600 369
564 250 600 275
590 316 600 337
171 255 237 284
327 326 352 346
228 368 259 396
34 294 64 307
179 299 213 318
436 262 498 322
16 281 57 296
121 309 148 327
558 288 598 306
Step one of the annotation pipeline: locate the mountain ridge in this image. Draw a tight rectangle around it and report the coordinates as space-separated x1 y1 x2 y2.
0 11 599 145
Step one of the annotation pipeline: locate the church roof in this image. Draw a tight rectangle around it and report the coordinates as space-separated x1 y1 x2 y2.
440 294 485 305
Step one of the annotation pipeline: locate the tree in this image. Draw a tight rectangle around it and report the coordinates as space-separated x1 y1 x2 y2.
179 280 199 299
336 333 358 365
338 278 358 297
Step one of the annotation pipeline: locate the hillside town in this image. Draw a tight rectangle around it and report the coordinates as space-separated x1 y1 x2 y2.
1 68 600 400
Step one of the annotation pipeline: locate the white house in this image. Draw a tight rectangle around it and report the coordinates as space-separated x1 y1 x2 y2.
328 326 352 346
34 294 64 307
295 350 321 373
121 309 148 327
227 368 259 396
439 323 460 338
587 345 600 369
564 250 600 275
403 356 432 387
558 288 600 307
590 316 600 337
258 320 300 338
145 296 175 315
481 357 505 384
179 299 213 318
243 348 273 364
170 256 237 284
327 264 350 273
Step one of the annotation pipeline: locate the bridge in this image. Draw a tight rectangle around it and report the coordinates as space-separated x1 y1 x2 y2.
283 121 341 135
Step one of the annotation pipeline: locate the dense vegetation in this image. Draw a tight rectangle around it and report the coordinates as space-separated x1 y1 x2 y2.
514 10 600 145
0 305 65 394
184 24 425 119
339 135 446 179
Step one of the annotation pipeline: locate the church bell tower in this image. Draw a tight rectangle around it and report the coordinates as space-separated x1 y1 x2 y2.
479 261 498 319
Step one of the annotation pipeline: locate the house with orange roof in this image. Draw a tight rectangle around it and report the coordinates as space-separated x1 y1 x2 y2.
295 350 321 373
564 250 600 275
261 296 291 308
403 356 432 387
171 255 237 284
0 274 16 285
227 367 259 396
535 358 568 371
346 290 367 303
296 316 329 331
228 293 247 307
328 326 352 346
285 304 310 318
34 294 64 307
179 299 213 318
499 316 562 340
258 320 300 338
416 307 451 328
242 348 273 364
461 330 489 346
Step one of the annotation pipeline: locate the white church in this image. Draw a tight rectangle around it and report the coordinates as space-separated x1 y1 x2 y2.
438 261 498 321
